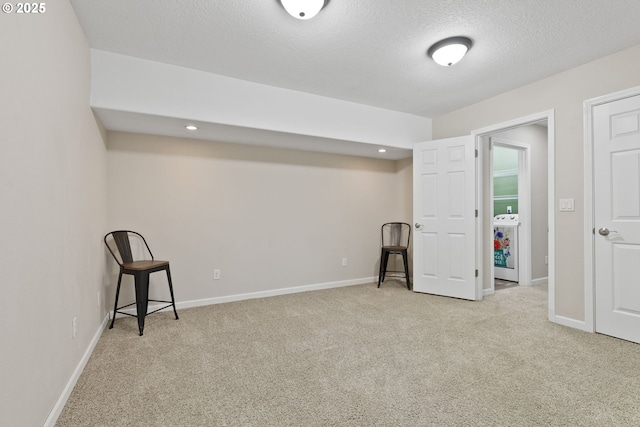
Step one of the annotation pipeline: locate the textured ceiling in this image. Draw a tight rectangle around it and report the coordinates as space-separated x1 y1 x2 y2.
71 0 640 118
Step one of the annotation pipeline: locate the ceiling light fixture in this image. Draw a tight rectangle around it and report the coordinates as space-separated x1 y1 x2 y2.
427 36 473 66
185 125 198 131
378 149 387 153
279 0 327 20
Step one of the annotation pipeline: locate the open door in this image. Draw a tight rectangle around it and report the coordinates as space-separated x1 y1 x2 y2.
413 135 480 300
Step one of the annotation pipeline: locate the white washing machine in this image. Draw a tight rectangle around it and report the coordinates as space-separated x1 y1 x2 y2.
494 214 519 282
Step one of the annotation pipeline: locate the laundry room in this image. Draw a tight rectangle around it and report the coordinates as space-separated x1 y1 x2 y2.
488 124 549 291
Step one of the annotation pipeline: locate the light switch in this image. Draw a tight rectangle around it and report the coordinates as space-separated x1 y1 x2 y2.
559 198 575 212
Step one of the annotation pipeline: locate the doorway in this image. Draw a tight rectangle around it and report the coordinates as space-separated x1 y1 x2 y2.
492 142 525 288
412 110 555 315
473 110 554 317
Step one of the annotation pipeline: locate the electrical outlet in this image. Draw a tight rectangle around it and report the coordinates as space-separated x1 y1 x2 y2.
213 269 221 280
72 317 77 339
341 258 348 267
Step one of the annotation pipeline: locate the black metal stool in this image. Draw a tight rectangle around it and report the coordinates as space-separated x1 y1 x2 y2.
377 222 411 289
104 231 179 335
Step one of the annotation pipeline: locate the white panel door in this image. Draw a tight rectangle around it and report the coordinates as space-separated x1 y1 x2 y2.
413 136 479 300
594 94 640 343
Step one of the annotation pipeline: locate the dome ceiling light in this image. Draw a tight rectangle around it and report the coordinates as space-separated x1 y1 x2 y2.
427 36 473 66
279 0 327 20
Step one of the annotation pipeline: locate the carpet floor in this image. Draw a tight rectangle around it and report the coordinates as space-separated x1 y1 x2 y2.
56 281 640 426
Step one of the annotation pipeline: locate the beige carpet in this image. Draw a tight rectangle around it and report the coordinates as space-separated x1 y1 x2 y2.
57 282 640 426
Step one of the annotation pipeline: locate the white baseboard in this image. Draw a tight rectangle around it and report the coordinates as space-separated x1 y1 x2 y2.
483 288 495 297
181 276 377 309
112 276 377 316
553 314 589 332
483 276 546 296
531 277 548 286
44 313 109 427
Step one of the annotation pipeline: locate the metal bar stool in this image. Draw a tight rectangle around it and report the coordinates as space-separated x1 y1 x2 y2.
377 222 411 289
104 231 179 335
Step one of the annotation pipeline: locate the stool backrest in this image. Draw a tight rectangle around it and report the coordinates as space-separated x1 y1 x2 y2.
381 222 411 248
104 230 155 267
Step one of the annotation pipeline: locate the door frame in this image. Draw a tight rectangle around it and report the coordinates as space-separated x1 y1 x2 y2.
490 138 532 289
583 85 640 333
472 109 556 321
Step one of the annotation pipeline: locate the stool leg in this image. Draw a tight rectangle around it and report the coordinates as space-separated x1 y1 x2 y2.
382 251 390 282
134 272 150 336
109 272 123 329
165 265 179 320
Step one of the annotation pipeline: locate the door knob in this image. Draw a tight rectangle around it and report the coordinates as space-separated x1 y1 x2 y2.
415 223 423 229
598 227 617 236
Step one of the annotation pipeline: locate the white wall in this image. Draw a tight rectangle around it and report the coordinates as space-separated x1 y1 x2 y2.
0 2 107 426
433 43 640 322
106 132 410 307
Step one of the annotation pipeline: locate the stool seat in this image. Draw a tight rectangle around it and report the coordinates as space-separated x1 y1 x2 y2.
382 245 405 251
122 260 169 271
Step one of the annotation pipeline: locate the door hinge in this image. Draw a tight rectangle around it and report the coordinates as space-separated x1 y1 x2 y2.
475 209 478 217
475 269 479 277
475 149 478 158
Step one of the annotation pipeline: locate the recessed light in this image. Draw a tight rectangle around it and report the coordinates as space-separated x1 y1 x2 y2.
378 149 387 153
185 125 198 131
